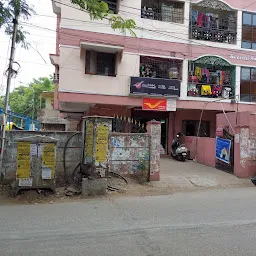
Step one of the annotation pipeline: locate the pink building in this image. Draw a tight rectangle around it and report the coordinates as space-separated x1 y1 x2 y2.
50 0 256 176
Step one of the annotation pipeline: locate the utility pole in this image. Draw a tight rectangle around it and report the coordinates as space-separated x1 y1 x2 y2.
0 16 19 182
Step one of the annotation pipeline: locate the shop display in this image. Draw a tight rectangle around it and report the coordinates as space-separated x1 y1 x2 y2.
187 63 234 99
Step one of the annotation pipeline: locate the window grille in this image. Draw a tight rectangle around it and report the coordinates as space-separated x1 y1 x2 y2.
85 50 116 76
140 56 182 80
190 5 237 44
141 0 184 24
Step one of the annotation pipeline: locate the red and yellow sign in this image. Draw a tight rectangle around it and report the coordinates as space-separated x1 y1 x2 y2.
143 98 167 111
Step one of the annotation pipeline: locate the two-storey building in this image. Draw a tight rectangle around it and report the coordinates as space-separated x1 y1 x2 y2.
50 0 256 154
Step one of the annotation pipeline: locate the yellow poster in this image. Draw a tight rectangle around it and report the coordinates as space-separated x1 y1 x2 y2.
85 122 94 158
42 144 56 179
17 142 31 179
96 124 109 162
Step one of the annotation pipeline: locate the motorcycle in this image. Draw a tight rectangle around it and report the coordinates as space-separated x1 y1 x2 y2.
171 134 188 162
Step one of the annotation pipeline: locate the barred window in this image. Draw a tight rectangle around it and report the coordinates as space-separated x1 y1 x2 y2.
85 50 116 77
140 56 182 80
141 0 184 24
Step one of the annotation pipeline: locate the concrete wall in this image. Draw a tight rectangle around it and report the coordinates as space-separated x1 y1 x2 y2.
109 133 150 175
59 46 140 97
2 131 82 183
181 136 216 167
216 112 256 178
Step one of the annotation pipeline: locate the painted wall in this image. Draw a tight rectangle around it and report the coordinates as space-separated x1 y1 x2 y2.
2 131 82 184
59 46 140 96
176 109 217 137
216 112 256 178
56 0 256 49
58 0 190 43
109 133 150 176
181 136 216 167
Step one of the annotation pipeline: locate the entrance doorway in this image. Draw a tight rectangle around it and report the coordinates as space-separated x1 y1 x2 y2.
131 109 169 153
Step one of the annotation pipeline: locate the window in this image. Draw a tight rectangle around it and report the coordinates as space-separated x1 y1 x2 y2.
85 50 116 76
187 57 235 99
107 0 118 14
182 120 210 137
140 56 182 79
242 12 256 49
190 4 237 44
141 0 184 24
240 67 256 102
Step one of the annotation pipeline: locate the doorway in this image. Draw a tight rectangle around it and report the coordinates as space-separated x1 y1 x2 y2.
131 109 169 152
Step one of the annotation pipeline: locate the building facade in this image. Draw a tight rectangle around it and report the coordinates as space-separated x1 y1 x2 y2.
50 0 256 154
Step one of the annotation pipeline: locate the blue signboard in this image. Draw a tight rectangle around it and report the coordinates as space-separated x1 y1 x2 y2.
216 137 231 164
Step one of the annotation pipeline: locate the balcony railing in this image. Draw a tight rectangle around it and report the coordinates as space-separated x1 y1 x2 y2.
190 25 237 44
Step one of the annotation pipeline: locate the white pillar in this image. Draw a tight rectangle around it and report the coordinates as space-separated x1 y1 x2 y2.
237 10 242 48
180 59 188 100
236 66 241 101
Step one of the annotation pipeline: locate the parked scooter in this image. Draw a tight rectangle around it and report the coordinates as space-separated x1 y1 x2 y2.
171 134 188 162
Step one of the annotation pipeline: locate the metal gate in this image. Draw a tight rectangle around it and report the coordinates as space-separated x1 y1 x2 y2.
112 116 146 133
215 129 234 174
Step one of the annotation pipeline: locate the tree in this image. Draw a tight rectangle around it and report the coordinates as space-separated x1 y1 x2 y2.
7 77 54 120
0 0 136 48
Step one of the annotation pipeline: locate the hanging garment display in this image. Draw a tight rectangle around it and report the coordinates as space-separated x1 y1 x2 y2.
201 85 212 96
187 84 199 97
222 86 233 99
212 85 223 97
189 76 199 84
195 66 202 80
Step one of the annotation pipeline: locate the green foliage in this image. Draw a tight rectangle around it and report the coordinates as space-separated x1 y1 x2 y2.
0 0 34 48
4 77 54 119
135 157 149 184
0 0 137 48
109 16 136 37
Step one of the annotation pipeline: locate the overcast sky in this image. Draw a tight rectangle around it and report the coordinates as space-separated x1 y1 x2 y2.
0 0 56 95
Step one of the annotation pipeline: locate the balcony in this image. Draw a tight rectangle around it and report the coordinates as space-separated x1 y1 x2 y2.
190 0 237 44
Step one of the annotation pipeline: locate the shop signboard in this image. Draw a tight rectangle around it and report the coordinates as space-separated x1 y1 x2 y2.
143 98 167 111
130 77 180 97
216 137 231 164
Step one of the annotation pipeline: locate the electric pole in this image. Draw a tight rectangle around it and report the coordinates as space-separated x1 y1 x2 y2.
0 16 19 182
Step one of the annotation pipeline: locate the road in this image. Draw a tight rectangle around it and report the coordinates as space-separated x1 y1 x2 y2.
1 188 256 255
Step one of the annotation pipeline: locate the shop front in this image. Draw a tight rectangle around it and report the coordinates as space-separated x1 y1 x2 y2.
130 73 181 154
187 56 236 99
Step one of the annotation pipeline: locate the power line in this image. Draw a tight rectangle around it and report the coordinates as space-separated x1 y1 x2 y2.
20 20 256 62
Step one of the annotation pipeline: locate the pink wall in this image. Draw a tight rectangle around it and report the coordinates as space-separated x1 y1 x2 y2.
174 109 218 137
167 109 217 154
59 28 256 67
217 112 256 178
181 136 216 167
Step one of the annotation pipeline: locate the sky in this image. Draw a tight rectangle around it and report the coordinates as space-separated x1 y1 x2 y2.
0 0 56 95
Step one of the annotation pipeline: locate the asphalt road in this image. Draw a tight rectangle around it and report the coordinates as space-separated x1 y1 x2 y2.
1 188 256 255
